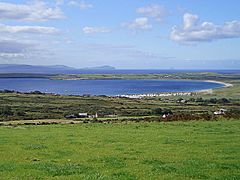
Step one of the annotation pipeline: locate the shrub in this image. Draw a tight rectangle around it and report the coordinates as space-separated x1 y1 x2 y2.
0 106 14 117
152 108 163 115
217 98 230 104
14 110 26 116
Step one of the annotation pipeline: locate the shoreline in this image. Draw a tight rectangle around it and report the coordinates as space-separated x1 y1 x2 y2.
204 80 233 87
118 80 233 98
197 80 233 93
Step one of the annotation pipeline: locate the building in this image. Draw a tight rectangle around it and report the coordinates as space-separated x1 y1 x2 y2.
214 109 227 115
88 113 98 118
162 114 171 118
78 113 88 118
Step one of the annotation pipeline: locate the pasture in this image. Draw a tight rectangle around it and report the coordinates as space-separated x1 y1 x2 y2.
0 120 239 179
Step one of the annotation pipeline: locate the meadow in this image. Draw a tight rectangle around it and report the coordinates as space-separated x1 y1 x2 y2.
0 120 239 179
51 72 240 81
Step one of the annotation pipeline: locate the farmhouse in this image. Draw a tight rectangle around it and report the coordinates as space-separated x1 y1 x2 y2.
162 114 171 118
78 113 88 118
214 109 227 115
88 113 98 118
65 113 99 119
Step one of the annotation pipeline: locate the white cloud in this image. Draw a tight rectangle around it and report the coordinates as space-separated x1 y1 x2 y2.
0 52 26 58
0 1 63 21
137 4 167 22
82 26 111 34
68 0 92 9
0 23 59 34
182 13 199 30
55 0 64 6
0 40 32 54
170 13 240 43
0 39 54 61
122 17 152 30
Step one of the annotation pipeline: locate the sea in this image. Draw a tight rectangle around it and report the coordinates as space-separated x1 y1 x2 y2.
0 78 224 96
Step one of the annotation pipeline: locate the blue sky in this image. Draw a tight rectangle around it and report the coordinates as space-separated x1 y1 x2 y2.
0 0 240 69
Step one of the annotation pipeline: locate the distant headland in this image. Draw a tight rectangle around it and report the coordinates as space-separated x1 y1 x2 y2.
0 64 116 74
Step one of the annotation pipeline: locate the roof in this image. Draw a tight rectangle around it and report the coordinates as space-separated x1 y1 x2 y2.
79 113 88 116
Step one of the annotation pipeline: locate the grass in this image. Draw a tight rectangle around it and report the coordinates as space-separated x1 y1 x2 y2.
51 72 240 81
0 120 239 179
203 80 240 99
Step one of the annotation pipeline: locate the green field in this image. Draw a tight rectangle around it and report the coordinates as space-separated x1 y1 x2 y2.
0 120 239 179
50 72 240 81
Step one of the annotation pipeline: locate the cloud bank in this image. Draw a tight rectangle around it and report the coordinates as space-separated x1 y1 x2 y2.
68 0 93 9
0 23 59 34
82 26 111 34
171 13 240 43
122 17 152 30
0 1 63 21
137 4 167 22
0 39 34 60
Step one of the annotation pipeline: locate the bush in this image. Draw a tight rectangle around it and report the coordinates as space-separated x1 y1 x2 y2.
162 109 173 115
209 98 217 104
217 98 230 104
30 91 44 95
196 97 204 102
0 106 14 116
14 110 26 116
152 108 163 115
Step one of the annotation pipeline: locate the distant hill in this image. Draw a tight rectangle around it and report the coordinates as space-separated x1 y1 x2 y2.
83 65 116 70
0 64 75 74
0 64 116 74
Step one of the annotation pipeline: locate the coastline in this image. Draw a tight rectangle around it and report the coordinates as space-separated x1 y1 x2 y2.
118 80 234 98
204 80 233 87
196 80 233 93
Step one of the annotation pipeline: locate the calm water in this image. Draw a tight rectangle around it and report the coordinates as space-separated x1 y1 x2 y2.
0 78 224 96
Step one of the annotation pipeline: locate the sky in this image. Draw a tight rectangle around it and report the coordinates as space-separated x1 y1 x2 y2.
0 0 240 69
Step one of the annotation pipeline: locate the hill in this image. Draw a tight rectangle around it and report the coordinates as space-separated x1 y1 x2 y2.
0 64 116 74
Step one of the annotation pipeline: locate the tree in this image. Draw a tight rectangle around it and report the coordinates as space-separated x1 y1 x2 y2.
31 91 43 94
152 108 163 115
209 98 217 104
196 97 204 102
189 98 195 102
217 98 230 104
162 109 173 115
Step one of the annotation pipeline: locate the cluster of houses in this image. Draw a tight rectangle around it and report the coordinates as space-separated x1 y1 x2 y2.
65 108 227 119
65 113 98 119
117 92 193 99
65 113 119 119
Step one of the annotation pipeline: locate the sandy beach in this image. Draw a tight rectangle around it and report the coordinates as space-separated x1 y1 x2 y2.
197 80 233 93
118 80 234 98
205 80 233 87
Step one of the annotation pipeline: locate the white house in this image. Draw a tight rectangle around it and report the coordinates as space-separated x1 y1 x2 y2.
78 113 88 118
214 109 227 115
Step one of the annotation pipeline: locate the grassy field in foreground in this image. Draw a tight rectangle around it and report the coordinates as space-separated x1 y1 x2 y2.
0 120 239 179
